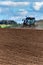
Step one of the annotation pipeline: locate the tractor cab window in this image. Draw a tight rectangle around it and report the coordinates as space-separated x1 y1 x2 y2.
26 18 35 24
26 19 32 24
31 19 35 23
27 19 31 24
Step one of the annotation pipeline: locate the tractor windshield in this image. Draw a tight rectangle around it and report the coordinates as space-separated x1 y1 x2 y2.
27 19 35 25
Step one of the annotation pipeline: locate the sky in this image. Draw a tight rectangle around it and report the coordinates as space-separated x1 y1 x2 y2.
0 0 43 23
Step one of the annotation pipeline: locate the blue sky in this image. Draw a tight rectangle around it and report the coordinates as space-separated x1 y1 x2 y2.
0 0 43 23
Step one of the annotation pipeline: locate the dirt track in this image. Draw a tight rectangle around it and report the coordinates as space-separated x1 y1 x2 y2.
0 28 43 65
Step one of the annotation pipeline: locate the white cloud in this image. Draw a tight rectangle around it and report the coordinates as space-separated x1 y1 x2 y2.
10 16 25 23
9 16 25 21
0 1 30 6
10 16 21 20
33 2 43 11
20 10 28 15
0 8 6 13
19 9 25 12
19 9 28 16
0 8 2 12
0 7 9 13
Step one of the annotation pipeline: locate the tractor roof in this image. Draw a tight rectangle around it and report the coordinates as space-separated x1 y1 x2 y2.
26 17 35 20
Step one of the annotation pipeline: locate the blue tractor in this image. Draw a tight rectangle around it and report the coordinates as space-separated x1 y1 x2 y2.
22 17 36 27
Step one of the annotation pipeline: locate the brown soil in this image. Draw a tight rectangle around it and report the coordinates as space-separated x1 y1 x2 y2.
0 28 43 65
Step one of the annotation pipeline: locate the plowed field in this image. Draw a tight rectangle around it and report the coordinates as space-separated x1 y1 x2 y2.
0 28 43 65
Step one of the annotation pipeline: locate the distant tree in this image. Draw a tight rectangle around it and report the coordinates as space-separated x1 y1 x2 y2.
10 20 17 24
0 20 17 24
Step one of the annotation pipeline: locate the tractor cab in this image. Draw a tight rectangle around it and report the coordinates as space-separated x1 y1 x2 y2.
23 17 35 27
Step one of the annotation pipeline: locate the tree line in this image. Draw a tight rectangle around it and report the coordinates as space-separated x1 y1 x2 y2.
0 20 17 24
